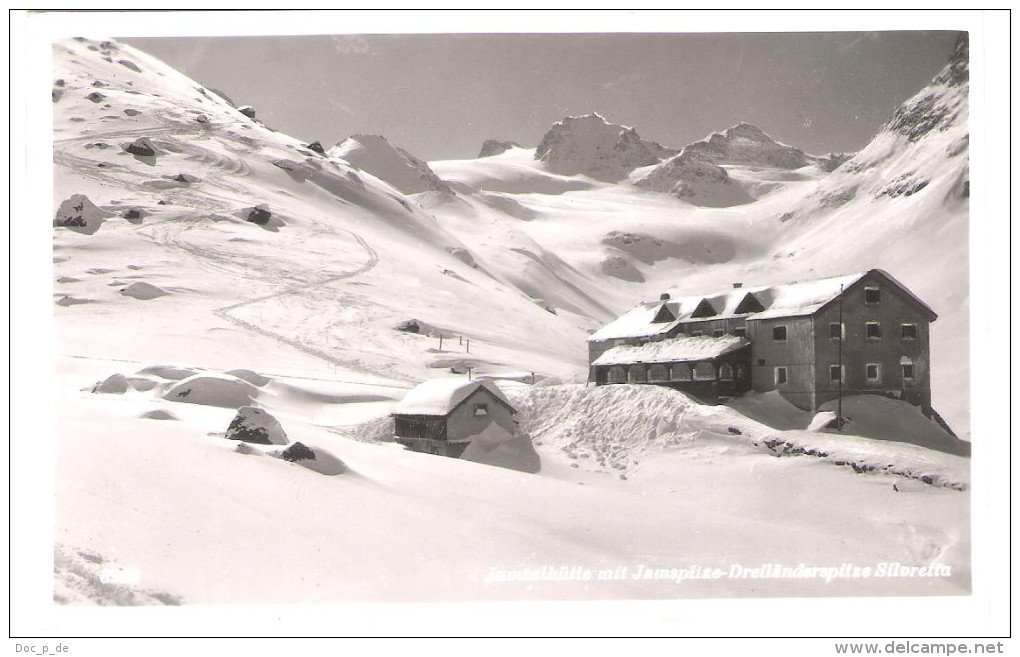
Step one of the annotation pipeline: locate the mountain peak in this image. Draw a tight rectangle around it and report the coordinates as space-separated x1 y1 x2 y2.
477 139 521 158
682 122 813 170
534 113 675 181
329 134 452 195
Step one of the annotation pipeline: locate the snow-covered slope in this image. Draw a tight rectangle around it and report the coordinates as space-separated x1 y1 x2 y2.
52 37 605 386
534 112 676 181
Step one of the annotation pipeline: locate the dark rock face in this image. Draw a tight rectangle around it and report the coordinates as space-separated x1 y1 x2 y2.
123 208 146 220
885 33 968 142
86 91 106 103
306 141 326 156
478 139 520 158
933 33 969 88
246 205 272 225
281 442 316 462
173 173 201 183
237 105 256 119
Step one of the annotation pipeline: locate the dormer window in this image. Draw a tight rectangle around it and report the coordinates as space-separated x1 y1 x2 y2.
865 286 881 305
691 298 718 318
651 304 676 323
733 292 766 315
473 404 489 416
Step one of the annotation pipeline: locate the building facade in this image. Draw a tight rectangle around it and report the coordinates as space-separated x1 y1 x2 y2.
587 270 937 412
392 379 518 457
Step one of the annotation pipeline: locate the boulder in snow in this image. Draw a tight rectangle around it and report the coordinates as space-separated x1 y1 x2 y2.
237 105 256 119
120 282 168 300
305 141 326 156
281 441 316 462
226 369 272 387
224 406 288 445
121 137 157 157
246 205 272 225
91 373 129 394
53 193 113 235
163 374 259 408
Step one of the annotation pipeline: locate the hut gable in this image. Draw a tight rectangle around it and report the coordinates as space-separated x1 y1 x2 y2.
393 378 514 418
733 292 766 315
690 298 719 318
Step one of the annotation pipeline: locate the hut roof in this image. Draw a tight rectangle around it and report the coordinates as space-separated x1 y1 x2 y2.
393 378 514 417
592 335 750 366
588 269 936 342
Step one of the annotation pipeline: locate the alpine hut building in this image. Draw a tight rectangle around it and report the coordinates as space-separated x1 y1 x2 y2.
588 269 937 413
392 378 518 457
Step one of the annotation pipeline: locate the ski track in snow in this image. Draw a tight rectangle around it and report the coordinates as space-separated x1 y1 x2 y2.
55 104 404 378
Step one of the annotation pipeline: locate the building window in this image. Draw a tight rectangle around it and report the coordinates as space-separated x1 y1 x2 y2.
473 404 488 416
671 363 692 381
693 362 716 381
865 286 881 305
772 325 787 342
866 363 882 384
866 322 882 340
628 366 647 383
757 358 766 366
775 366 788 386
648 364 669 382
712 328 725 338
614 339 626 347
901 360 915 381
829 364 845 383
735 364 746 380
719 363 734 380
608 366 627 383
733 326 746 338
690 330 704 337
901 323 918 340
829 322 844 340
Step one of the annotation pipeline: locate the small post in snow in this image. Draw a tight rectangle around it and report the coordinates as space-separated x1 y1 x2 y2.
466 367 473 380
439 334 443 350
466 339 470 353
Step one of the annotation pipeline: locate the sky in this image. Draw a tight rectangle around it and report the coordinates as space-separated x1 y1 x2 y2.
123 31 962 162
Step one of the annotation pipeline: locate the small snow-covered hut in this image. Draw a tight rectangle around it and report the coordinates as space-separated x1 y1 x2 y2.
392 378 517 457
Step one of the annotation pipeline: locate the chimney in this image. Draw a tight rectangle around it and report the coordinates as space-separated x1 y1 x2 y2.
660 293 671 300
733 283 743 289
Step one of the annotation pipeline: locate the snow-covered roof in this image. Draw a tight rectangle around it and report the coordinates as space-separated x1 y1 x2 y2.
589 269 936 342
592 335 750 366
393 378 515 417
